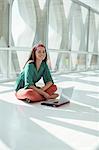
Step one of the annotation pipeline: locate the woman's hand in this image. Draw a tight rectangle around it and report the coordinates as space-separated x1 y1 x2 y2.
29 85 50 99
42 92 50 99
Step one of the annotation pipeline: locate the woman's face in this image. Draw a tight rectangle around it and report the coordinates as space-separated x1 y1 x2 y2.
35 46 46 61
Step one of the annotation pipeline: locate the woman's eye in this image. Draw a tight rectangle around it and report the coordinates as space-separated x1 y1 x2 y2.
38 51 45 54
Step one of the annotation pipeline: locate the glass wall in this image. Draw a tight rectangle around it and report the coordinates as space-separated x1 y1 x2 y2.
47 0 99 72
48 1 88 51
0 0 99 81
0 0 9 47
87 11 99 70
0 1 10 81
11 0 48 47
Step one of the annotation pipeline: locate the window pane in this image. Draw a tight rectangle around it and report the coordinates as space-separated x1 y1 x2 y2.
71 53 86 71
69 4 88 52
48 51 70 72
0 1 9 47
48 0 72 50
86 54 99 70
88 12 99 53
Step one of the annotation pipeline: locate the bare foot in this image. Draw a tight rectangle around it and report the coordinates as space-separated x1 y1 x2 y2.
49 93 59 99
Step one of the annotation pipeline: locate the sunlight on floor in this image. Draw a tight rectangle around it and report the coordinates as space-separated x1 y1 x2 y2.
0 71 99 150
0 140 10 150
30 117 98 150
48 117 99 131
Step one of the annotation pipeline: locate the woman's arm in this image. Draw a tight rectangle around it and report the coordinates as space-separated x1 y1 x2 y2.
29 85 50 99
41 81 53 91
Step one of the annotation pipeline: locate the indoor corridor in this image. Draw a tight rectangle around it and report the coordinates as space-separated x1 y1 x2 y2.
0 70 99 150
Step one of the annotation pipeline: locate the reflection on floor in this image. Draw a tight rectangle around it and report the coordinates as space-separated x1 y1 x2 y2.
0 70 99 150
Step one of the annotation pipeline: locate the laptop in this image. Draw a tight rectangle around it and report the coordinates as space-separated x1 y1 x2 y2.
41 87 73 107
41 98 70 107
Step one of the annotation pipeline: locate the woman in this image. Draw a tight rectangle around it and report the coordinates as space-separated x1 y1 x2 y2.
15 43 59 102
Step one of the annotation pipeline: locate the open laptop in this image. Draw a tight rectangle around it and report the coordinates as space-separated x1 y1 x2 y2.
41 87 73 107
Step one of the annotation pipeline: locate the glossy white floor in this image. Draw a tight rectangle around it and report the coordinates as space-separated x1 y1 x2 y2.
0 70 99 150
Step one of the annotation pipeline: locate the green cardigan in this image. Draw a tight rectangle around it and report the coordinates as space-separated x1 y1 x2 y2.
15 61 53 91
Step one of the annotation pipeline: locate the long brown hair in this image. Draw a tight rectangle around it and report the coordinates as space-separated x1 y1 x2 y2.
23 43 47 68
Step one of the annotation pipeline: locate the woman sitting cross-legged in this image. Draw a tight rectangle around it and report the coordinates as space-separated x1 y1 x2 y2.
15 43 59 102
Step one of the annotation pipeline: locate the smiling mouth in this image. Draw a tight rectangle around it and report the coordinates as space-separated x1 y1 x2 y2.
40 56 44 57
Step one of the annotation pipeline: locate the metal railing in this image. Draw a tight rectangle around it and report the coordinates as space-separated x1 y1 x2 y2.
0 47 99 82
